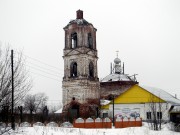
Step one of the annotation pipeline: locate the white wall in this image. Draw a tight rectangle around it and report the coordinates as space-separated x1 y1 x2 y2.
102 103 170 121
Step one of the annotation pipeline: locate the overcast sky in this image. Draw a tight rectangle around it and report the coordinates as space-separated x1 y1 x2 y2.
0 0 180 103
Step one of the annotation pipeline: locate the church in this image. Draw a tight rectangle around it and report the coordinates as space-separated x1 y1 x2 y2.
62 10 180 121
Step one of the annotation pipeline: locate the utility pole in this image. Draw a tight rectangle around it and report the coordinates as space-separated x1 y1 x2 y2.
11 50 15 130
112 95 115 127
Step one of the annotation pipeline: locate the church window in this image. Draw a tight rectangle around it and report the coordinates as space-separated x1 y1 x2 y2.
89 62 94 77
71 32 77 48
88 33 93 49
70 62 77 77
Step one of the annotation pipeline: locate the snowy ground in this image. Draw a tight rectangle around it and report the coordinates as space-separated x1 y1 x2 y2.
2 123 180 135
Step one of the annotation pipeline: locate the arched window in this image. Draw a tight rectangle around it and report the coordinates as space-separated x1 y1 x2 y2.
71 32 77 48
88 33 93 49
70 62 77 77
89 62 94 77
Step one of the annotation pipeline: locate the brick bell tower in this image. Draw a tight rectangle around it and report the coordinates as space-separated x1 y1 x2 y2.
62 10 100 108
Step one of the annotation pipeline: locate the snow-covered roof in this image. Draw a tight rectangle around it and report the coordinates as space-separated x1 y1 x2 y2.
69 19 89 25
101 73 133 82
54 108 62 114
140 85 180 104
64 19 92 29
169 105 180 112
100 100 111 105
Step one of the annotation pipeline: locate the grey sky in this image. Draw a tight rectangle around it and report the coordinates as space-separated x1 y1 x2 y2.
0 0 180 103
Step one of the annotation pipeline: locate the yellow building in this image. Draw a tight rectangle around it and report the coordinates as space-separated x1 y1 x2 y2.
101 84 180 121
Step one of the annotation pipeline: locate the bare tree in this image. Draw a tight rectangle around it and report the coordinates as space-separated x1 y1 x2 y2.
148 94 164 130
36 93 48 113
23 93 48 122
23 94 36 116
0 45 32 108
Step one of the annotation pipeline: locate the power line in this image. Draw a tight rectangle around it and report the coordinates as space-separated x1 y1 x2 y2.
26 64 63 78
14 51 65 80
27 61 63 75
14 59 63 80
24 54 63 71
15 51 64 71
29 71 61 82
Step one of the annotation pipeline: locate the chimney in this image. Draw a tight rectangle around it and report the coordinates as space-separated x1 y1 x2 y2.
76 10 83 19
